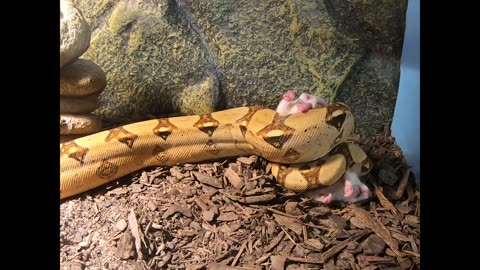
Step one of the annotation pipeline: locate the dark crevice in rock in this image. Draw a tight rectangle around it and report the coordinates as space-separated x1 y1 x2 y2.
323 0 406 58
165 0 182 26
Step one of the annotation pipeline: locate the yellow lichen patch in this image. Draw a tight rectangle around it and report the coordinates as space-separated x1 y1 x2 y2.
108 1 139 34
127 28 143 55
286 0 300 41
176 76 219 115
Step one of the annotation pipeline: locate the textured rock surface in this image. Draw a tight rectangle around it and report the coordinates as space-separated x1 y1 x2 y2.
60 0 91 68
60 93 100 114
72 0 407 135
60 114 103 135
60 59 107 96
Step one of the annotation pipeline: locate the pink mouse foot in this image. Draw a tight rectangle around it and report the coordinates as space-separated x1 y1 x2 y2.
316 193 333 204
282 90 296 102
357 183 372 200
305 172 372 204
347 187 371 203
344 179 360 200
304 189 334 204
343 173 372 203
296 102 313 113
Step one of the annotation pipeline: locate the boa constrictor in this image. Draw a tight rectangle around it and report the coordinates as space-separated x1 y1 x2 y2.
60 95 372 201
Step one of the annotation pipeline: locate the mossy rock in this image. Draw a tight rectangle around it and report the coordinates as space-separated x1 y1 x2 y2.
72 0 406 136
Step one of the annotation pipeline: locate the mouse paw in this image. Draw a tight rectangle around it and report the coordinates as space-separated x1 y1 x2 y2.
344 179 371 203
296 102 313 113
344 179 360 199
316 193 333 204
304 190 333 204
282 90 296 102
358 183 372 200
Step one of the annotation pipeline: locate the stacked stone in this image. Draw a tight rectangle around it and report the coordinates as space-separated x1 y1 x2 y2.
60 0 105 143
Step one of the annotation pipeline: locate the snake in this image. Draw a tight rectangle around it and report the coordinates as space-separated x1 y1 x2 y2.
60 103 372 200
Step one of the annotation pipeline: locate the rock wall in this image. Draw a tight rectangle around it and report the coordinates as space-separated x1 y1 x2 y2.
72 0 407 135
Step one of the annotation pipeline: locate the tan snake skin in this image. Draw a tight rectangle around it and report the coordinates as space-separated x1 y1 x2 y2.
60 103 371 199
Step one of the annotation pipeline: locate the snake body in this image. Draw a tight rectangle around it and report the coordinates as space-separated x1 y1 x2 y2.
60 103 371 199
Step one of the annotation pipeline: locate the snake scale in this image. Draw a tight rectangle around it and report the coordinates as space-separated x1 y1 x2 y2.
60 102 372 200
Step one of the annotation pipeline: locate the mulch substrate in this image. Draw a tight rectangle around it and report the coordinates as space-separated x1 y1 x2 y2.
60 127 420 270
